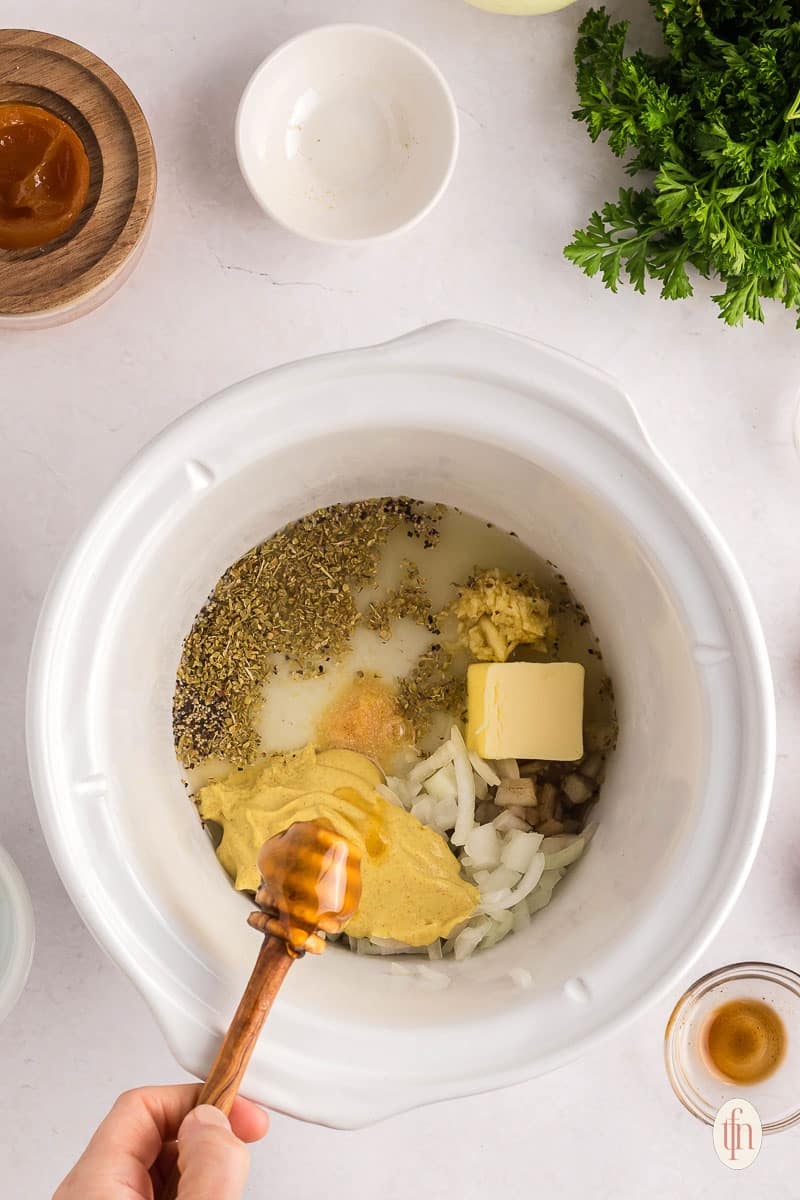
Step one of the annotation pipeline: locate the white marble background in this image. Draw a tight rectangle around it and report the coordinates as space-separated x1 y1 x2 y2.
2 0 799 1194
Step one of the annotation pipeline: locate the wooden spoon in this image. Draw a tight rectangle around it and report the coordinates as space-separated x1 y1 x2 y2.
161 819 362 1199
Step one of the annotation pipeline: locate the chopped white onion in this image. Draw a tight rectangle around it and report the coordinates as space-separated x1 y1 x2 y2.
468 751 501 787
494 758 521 780
543 837 586 870
501 850 546 908
465 822 502 868
454 919 491 961
500 828 544 873
434 795 459 832
427 939 443 961
376 783 404 808
483 864 521 893
425 763 458 803
450 726 477 847
492 810 529 833
473 773 489 802
409 741 454 784
410 796 435 826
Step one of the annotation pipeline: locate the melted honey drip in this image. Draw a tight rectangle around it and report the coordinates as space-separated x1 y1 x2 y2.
254 820 362 956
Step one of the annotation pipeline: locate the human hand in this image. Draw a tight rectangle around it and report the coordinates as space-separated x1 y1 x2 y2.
53 1084 269 1200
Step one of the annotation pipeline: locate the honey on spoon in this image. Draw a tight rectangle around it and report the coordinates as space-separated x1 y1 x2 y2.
162 819 361 1200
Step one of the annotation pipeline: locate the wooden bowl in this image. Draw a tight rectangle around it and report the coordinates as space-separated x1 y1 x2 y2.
0 29 156 327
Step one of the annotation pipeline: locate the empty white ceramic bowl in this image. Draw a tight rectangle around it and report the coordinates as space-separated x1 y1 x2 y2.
235 25 459 243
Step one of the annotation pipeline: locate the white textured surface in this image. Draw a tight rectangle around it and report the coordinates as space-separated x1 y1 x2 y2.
1 0 798 1194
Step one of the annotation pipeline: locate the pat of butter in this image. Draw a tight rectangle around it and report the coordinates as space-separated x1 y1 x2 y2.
467 662 585 761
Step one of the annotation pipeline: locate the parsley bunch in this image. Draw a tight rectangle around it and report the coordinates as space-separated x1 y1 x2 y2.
564 2 800 326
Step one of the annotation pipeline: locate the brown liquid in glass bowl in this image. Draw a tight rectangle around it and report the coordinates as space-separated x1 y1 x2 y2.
700 998 786 1085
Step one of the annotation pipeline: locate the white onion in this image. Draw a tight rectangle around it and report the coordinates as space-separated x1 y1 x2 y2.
450 726 477 847
425 763 458 803
376 783 404 808
540 834 577 855
494 758 520 780
483 864 521 893
427 939 443 961
511 902 531 933
492 810 529 833
500 850 546 908
468 751 501 787
434 796 459 832
409 741 453 784
482 909 514 947
500 829 544 873
480 887 513 910
454 920 491 961
410 796 435 826
464 822 502 868
543 837 586 870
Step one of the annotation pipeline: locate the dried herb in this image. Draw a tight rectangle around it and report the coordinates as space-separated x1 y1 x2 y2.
365 560 436 641
174 498 442 767
397 644 465 742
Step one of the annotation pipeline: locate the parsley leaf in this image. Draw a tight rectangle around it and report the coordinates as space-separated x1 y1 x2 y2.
565 3 800 326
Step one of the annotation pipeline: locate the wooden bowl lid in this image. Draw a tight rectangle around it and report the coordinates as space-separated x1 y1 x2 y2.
0 29 156 322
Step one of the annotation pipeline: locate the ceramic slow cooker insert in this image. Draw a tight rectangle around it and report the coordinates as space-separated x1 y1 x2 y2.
27 322 774 1128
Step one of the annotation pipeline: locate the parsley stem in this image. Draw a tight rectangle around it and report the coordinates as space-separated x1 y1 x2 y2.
785 84 800 122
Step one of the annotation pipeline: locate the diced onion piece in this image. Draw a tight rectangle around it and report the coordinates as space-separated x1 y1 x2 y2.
453 919 491 961
527 869 564 915
427 939 443 961
472 868 492 888
468 751 501 787
409 741 454 784
543 836 586 870
511 901 531 933
425 763 458 803
493 810 529 833
434 796 459 832
473 772 489 801
376 783 404 808
501 828 544 873
540 834 576 855
465 822 502 868
410 796 435 827
563 774 594 804
450 725 477 847
483 864 521 893
482 909 514 947
480 887 513 910
494 758 520 780
502 850 546 908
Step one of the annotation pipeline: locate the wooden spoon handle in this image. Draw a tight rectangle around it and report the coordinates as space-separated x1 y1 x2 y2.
161 936 293 1199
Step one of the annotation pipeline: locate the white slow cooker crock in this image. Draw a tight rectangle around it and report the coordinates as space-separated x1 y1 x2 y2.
27 322 774 1128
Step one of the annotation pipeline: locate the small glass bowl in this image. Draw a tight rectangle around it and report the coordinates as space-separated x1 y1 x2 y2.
665 962 800 1133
